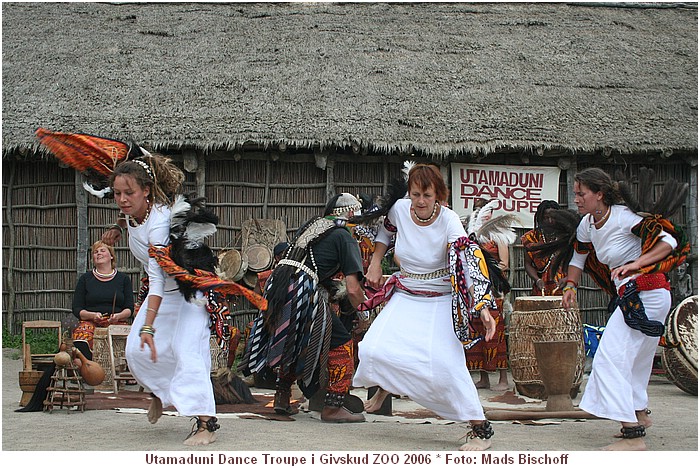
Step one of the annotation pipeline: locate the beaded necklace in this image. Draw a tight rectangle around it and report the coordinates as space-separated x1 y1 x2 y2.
93 268 117 281
128 203 152 227
412 202 439 223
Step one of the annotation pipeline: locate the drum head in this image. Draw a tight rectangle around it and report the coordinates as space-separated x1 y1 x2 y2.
217 250 248 282
669 295 698 371
245 244 273 272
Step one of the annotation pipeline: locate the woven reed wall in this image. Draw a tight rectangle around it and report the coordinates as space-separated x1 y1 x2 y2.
3 153 695 334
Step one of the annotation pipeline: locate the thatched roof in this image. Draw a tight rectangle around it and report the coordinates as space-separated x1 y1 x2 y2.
2 2 697 159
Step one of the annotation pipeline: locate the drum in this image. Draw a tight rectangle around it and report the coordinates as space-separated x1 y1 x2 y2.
244 244 273 272
242 270 259 289
661 295 697 395
509 295 585 400
217 249 248 282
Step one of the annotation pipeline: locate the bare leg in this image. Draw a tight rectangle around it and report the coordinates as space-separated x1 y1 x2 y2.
147 396 162 424
474 371 490 389
364 387 389 413
459 420 493 451
183 416 218 446
613 409 652 438
491 369 510 392
602 423 647 451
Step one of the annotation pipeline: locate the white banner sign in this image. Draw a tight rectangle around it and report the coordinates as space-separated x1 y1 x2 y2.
450 163 561 229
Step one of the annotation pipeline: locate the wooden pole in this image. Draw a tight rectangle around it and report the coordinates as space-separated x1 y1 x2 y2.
75 172 88 275
4 160 16 331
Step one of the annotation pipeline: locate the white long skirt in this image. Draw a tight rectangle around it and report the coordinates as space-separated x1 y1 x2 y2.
353 291 485 422
126 287 215 417
579 288 671 423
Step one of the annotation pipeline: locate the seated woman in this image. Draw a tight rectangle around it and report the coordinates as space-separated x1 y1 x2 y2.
72 240 134 360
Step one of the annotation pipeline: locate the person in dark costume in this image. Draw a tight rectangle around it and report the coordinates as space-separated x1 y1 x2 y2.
241 193 368 423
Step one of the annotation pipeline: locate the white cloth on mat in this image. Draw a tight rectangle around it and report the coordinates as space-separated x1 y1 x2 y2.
124 204 216 417
353 199 485 422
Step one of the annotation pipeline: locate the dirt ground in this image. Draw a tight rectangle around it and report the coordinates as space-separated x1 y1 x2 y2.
2 347 697 463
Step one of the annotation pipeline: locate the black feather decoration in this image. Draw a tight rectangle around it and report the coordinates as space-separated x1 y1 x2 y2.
616 167 688 218
348 177 407 226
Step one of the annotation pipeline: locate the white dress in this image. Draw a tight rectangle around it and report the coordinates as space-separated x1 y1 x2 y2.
353 199 485 422
570 205 677 423
124 204 216 417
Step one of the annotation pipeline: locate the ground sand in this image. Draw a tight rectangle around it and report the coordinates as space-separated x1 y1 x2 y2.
2 348 697 456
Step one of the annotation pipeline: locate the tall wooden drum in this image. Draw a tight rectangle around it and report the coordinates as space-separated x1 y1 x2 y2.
509 296 585 400
661 295 697 395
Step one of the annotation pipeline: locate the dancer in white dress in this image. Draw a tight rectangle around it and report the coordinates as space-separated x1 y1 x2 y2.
353 163 497 451
562 168 682 451
112 155 219 446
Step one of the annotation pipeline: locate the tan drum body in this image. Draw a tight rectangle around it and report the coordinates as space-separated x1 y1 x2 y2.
509 295 585 400
217 250 248 282
245 244 273 273
662 295 698 395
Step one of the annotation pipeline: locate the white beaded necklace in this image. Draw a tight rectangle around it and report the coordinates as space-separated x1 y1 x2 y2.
412 202 439 223
129 203 152 227
93 268 117 281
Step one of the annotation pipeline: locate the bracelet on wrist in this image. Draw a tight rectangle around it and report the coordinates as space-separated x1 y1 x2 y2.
566 280 578 288
107 223 123 234
140 325 156 336
563 285 577 294
146 307 158 315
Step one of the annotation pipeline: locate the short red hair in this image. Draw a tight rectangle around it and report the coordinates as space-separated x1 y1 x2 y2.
407 164 449 203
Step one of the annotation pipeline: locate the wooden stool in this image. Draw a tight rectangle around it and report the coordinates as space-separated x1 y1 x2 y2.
44 362 86 413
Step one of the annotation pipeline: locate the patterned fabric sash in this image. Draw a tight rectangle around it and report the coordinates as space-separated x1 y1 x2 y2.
149 245 268 347
632 215 690 275
243 269 332 389
449 236 496 350
615 273 671 337
358 273 448 312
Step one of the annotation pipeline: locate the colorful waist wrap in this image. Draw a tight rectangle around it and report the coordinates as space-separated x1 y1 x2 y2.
359 236 495 351
615 272 670 337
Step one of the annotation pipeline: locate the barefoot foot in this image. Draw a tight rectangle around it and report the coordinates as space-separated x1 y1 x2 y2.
183 429 217 446
147 396 163 424
601 438 646 451
364 388 389 413
459 438 492 451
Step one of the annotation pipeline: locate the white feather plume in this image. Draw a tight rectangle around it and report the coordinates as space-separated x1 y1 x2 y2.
477 215 518 246
402 160 416 180
170 195 191 224
467 199 499 235
185 222 217 245
82 181 111 198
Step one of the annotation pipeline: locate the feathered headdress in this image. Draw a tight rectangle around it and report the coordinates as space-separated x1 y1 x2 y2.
35 127 148 198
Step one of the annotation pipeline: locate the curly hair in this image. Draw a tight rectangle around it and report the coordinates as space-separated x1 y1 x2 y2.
110 154 184 206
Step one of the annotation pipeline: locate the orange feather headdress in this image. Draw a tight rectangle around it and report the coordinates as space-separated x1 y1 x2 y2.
35 128 142 197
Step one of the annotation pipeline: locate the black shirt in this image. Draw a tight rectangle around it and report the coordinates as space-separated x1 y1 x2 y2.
72 271 135 318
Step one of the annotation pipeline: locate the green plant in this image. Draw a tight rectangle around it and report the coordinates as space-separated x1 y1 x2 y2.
2 327 59 355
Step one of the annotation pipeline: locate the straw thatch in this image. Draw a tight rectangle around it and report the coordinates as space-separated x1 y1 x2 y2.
2 1 697 159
